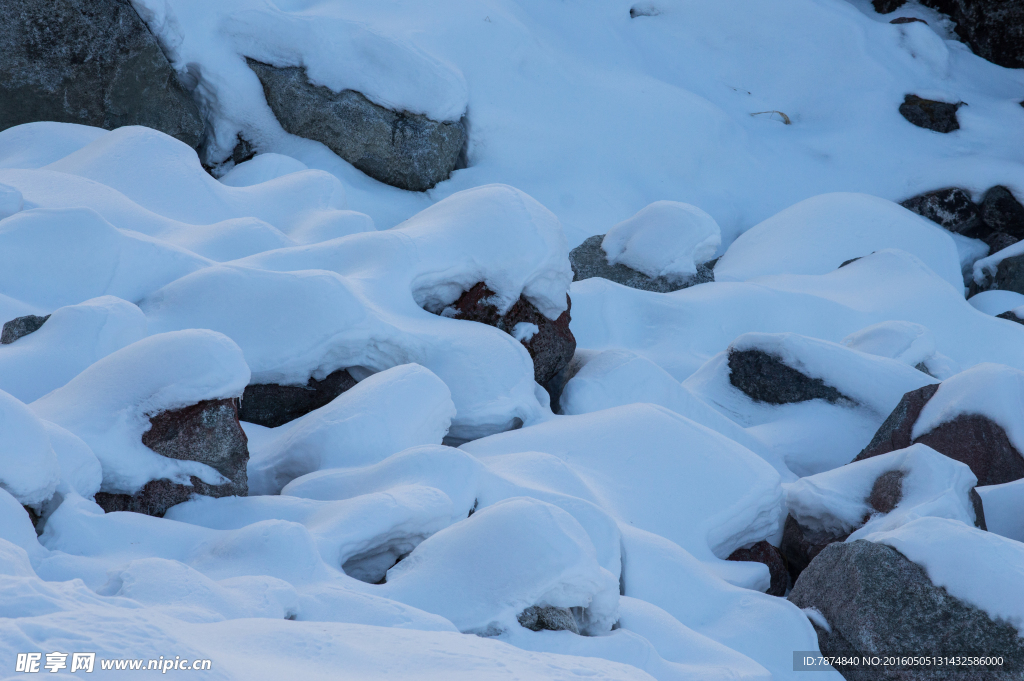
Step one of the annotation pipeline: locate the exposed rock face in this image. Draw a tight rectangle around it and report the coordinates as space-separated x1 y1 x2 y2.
980 186 1024 239
866 469 905 514
238 368 358 428
976 252 1024 297
569 235 715 293
855 383 1024 486
727 540 788 596
780 514 850 586
872 0 907 12
1 314 50 344
923 0 1024 69
95 398 248 517
444 283 576 390
983 231 1020 254
789 540 1024 680
899 95 961 133
899 188 980 234
0 0 204 146
246 59 466 192
727 349 850 405
997 309 1024 325
517 606 580 634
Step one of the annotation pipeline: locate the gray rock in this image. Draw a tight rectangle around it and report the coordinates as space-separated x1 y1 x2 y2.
781 513 850 586
980 186 1024 239
973 252 1024 297
569 235 714 293
867 469 905 514
727 349 851 405
900 188 980 234
95 398 248 517
872 0 907 12
996 309 1024 326
1 314 50 344
0 0 203 147
891 16 927 25
899 95 962 134
982 231 1019 254
517 606 580 634
239 368 358 429
246 59 466 192
727 540 789 596
789 540 1024 680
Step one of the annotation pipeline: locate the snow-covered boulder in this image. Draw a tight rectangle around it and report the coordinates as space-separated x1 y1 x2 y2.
782 443 984 581
0 0 203 146
855 363 1024 486
380 497 620 636
570 201 720 293
0 389 59 508
247 60 466 192
714 194 964 291
247 365 456 496
0 297 148 404
789 531 1024 679
31 330 251 516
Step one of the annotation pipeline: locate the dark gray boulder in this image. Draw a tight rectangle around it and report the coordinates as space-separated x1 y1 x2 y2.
1 314 50 344
246 59 466 192
873 0 907 12
0 0 203 146
569 235 714 293
517 606 580 634
727 540 789 596
980 186 1024 239
923 0 1024 69
891 16 927 25
95 398 248 517
238 368 358 429
789 540 1024 680
727 349 851 405
440 282 576 393
972 252 1024 297
855 383 1024 487
781 514 850 586
996 308 1024 326
982 231 1020 254
899 95 961 133
900 188 980 234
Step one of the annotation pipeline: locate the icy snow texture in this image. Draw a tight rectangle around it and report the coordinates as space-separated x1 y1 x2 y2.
31 331 250 494
601 201 721 281
785 443 981 539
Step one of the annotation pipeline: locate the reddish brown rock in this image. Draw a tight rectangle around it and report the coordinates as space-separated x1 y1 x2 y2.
854 383 1024 486
727 540 789 596
95 398 248 517
445 282 577 389
238 368 357 428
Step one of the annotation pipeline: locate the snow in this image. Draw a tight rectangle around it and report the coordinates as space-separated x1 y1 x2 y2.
31 331 250 494
913 363 1024 454
0 297 148 403
973 238 1024 288
0 390 59 507
714 193 964 291
246 365 455 495
6 0 1024 675
864 517 1024 632
968 289 1024 316
601 201 721 281
785 443 981 539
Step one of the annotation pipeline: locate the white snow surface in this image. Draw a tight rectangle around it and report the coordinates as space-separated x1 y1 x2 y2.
6 0 1024 675
601 201 721 281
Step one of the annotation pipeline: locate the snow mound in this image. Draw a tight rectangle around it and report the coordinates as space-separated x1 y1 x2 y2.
786 443 980 539
841 320 959 379
0 207 207 310
0 122 107 170
913 363 1024 455
219 153 311 188
31 331 250 494
247 364 456 495
381 497 619 636
968 290 1024 316
0 296 148 403
0 390 59 507
864 517 1024 633
714 194 963 291
463 404 784 563
601 201 721 282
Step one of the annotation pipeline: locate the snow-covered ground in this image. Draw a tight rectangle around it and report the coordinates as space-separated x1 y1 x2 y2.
3 0 1024 678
